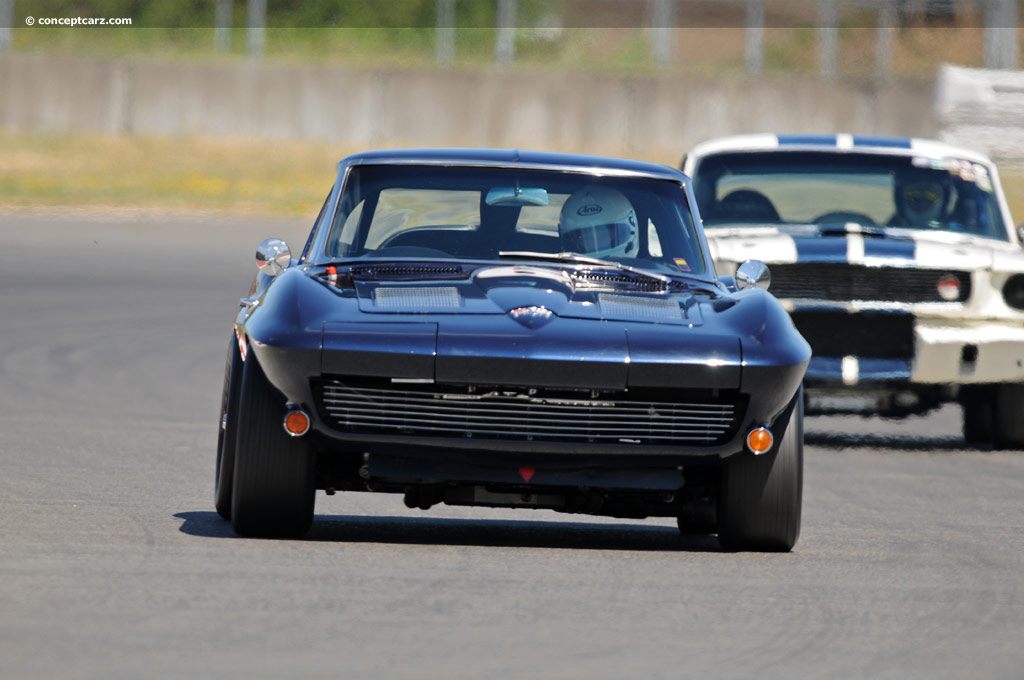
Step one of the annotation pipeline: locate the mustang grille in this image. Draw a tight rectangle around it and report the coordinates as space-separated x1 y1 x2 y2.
315 381 739 446
768 264 972 303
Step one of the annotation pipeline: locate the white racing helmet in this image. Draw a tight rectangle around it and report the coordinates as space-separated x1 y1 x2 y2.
559 186 639 259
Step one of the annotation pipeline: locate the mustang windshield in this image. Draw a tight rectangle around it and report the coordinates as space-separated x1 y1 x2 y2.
692 151 1007 241
324 164 707 276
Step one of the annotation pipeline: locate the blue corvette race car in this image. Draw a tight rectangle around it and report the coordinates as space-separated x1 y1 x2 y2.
216 149 810 551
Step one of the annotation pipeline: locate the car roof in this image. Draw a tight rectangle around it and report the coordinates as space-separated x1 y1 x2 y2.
341 148 687 182
686 133 994 166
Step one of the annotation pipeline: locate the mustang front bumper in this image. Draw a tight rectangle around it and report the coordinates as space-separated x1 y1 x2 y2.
803 315 1024 386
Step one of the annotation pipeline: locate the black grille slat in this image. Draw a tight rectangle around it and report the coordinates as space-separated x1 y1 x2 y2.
320 421 723 442
768 264 971 303
323 405 735 427
316 381 739 446
322 389 730 416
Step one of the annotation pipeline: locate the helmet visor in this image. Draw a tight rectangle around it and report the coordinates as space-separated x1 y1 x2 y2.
902 182 942 212
563 221 634 255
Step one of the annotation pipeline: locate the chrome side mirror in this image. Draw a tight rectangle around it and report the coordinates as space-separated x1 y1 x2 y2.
256 238 291 277
1017 223 1024 246
735 259 771 291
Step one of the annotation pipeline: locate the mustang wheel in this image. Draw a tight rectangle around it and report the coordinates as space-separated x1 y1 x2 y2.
214 334 243 520
991 383 1024 450
717 388 803 552
960 385 993 447
230 349 316 538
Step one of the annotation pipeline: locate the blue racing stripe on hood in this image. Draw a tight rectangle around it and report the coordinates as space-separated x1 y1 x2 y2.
863 236 916 263
795 237 848 263
852 135 912 149
777 134 837 146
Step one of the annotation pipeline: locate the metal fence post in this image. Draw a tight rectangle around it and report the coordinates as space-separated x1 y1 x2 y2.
818 0 838 81
215 0 233 52
875 2 895 83
247 0 266 58
745 0 764 75
436 0 455 65
651 0 676 68
0 0 12 54
495 0 516 64
983 0 1019 70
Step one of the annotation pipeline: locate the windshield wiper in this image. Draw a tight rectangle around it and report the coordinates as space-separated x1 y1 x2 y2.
497 251 670 285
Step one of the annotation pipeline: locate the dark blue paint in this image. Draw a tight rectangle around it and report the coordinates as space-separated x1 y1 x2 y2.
858 358 913 381
345 147 683 181
776 134 837 146
795 237 849 263
804 356 845 383
864 237 916 263
804 356 911 386
852 136 912 149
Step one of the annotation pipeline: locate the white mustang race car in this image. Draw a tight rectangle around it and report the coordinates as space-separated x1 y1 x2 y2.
683 134 1024 448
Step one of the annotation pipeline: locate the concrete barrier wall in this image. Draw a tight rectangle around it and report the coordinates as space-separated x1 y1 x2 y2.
0 54 937 159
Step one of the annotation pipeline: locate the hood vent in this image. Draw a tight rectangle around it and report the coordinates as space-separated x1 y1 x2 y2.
352 264 466 280
572 271 667 292
373 286 462 310
598 294 682 321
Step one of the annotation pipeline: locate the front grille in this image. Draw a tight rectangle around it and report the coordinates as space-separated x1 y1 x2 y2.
315 379 741 446
769 264 971 303
791 310 914 359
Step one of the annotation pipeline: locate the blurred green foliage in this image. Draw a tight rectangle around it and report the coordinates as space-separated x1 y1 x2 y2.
13 0 566 67
10 0 1012 78
16 0 552 29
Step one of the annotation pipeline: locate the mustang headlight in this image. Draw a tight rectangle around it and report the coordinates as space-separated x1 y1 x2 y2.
1003 274 1024 310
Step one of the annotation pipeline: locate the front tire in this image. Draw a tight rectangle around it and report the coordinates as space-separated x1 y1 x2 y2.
214 333 243 520
230 349 316 538
717 388 803 552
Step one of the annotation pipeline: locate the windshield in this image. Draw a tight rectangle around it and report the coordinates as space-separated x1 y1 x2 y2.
692 151 1007 241
323 164 707 277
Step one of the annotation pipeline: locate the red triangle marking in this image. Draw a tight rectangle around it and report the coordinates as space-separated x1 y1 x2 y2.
519 467 535 483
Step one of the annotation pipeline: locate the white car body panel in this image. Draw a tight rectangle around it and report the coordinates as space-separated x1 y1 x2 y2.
686 134 1024 414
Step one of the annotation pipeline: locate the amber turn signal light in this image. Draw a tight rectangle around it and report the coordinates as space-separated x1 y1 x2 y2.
283 409 311 437
746 427 774 455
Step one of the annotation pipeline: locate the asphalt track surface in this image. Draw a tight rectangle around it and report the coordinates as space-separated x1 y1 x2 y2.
1 212 1022 679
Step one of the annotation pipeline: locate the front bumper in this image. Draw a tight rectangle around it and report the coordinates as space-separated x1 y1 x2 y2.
912 319 1024 384
248 340 805 464
798 313 1024 387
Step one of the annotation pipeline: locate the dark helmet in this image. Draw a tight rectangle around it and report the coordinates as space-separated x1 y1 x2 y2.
893 170 951 227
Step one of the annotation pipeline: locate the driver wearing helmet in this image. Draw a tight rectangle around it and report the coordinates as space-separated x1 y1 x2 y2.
892 170 950 228
559 186 639 259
